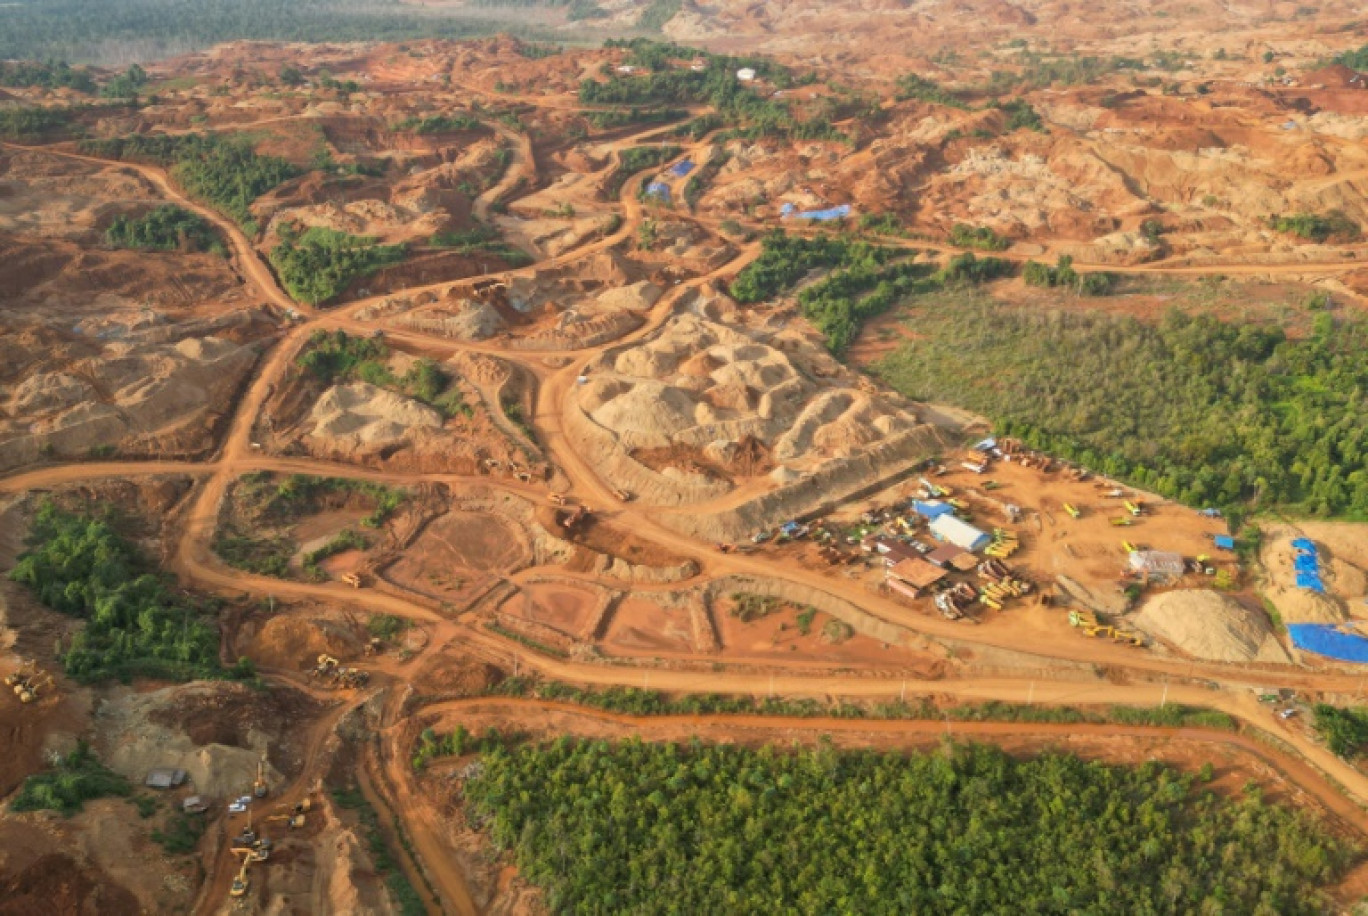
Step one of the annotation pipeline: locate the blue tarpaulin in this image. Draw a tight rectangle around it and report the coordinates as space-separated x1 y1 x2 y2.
1295 573 1325 592
1291 538 1317 553
1289 624 1368 662
1295 556 1319 571
669 159 695 177
645 181 671 201
1213 535 1235 551
782 203 852 221
912 500 954 519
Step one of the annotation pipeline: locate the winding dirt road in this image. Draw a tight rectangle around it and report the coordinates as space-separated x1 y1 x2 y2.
7 96 1368 915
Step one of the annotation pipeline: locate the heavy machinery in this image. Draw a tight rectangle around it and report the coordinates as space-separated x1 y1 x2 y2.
16 672 53 704
312 655 340 679
230 849 252 898
1125 500 1144 517
253 759 268 798
341 572 363 588
4 660 36 689
1063 503 1081 519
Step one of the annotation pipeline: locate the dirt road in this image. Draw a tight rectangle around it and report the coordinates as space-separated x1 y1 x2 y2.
8 94 1368 916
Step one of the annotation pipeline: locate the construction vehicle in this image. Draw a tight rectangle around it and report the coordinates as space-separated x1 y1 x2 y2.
1125 500 1143 517
15 671 53 704
1109 517 1132 527
549 493 568 507
1121 541 1137 554
613 488 635 502
1063 503 1081 519
341 572 363 588
312 655 340 678
4 660 36 689
230 849 252 898
253 759 268 799
557 504 590 530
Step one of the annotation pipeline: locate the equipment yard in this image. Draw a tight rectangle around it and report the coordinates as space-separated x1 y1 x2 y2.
5 13 1368 914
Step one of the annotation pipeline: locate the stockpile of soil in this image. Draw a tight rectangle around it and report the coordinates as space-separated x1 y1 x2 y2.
1132 590 1289 664
237 613 364 671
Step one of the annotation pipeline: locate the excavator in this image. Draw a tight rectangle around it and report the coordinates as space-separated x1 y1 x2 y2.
253 759 268 799
230 848 252 898
267 796 312 829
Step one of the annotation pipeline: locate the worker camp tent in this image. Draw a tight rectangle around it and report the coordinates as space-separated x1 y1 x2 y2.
1127 550 1186 579
928 514 990 552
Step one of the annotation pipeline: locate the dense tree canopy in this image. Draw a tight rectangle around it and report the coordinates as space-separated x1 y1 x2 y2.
876 300 1368 517
82 133 299 233
268 225 405 305
465 736 1352 914
105 204 219 252
9 502 232 682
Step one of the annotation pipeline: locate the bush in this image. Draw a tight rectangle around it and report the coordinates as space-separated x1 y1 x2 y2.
1022 255 1114 294
268 224 405 305
1312 704 1368 758
390 114 482 134
895 74 965 108
106 204 219 253
0 105 75 140
152 812 206 854
11 742 131 815
1267 211 1360 243
949 223 1010 251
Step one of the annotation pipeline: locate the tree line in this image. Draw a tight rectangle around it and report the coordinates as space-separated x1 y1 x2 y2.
875 299 1368 518
9 501 246 683
462 735 1352 914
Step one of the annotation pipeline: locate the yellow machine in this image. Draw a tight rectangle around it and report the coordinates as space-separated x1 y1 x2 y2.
1063 503 1081 519
253 758 268 798
16 672 53 704
4 661 35 688
1125 500 1143 517
230 849 252 898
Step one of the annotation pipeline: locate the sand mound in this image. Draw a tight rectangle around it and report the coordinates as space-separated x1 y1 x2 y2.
1260 525 1356 624
238 613 363 670
95 683 289 799
306 381 444 449
1132 589 1289 664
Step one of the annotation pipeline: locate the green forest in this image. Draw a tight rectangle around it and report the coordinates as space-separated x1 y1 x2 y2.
0 58 97 92
729 233 1011 353
268 225 406 305
81 133 299 233
875 299 1368 517
105 204 220 253
582 40 847 143
463 736 1352 914
0 0 566 62
9 501 236 683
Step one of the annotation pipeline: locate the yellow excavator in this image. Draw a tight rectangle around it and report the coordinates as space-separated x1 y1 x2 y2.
253 758 268 798
230 848 253 898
